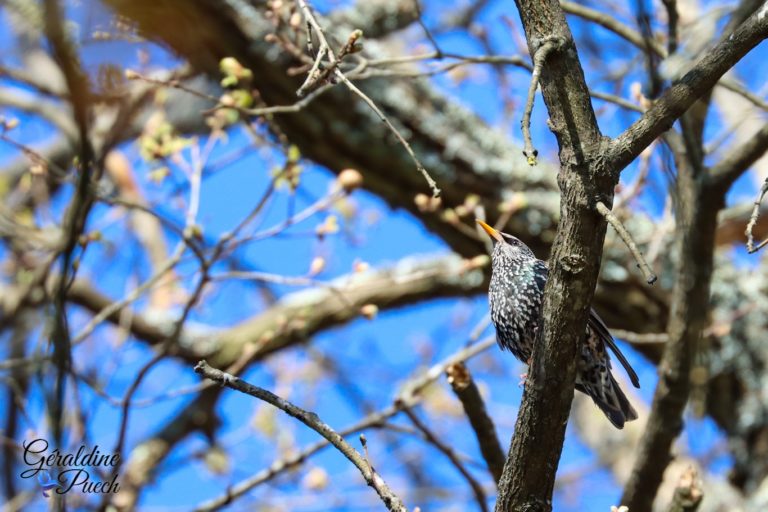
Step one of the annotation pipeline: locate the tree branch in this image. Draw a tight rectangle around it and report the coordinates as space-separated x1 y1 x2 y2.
620 94 729 512
194 360 407 511
447 362 505 485
402 406 489 512
604 9 768 174
496 1 608 509
708 123 768 189
596 201 657 285
61 253 485 359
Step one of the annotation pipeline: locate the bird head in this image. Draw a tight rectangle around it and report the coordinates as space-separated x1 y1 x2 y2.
476 219 535 262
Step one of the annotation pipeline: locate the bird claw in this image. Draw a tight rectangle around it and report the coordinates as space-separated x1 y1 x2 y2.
517 357 533 387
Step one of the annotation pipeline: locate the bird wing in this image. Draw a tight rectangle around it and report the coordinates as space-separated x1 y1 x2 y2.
588 309 640 388
538 260 639 389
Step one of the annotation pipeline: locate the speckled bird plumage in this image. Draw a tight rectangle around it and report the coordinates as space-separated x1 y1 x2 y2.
479 221 640 429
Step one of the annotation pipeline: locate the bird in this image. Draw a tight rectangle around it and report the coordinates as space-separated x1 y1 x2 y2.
476 219 639 429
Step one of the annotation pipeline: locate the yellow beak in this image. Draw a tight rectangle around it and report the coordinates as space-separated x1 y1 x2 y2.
476 219 504 243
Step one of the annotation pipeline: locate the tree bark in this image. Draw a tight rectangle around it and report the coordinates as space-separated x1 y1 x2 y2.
495 1 610 509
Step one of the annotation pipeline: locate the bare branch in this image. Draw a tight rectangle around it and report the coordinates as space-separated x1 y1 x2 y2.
521 36 564 165
296 0 441 197
194 360 407 512
709 123 768 189
604 8 768 174
121 330 497 509
610 329 669 345
403 406 489 512
596 201 657 285
446 362 505 485
193 404 401 511
69 253 488 367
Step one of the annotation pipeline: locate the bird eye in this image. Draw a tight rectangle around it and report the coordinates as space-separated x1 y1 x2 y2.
501 233 518 245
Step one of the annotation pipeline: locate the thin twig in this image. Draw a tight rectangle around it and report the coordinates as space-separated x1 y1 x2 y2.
234 188 345 245
402 406 488 512
295 0 344 97
596 201 658 284
745 176 768 253
339 75 440 197
71 245 185 345
297 28 363 97
350 55 530 79
296 0 441 197
399 336 496 401
125 68 218 103
414 0 443 58
521 36 564 165
590 90 645 113
359 52 530 71
610 329 669 345
194 360 407 512
359 434 373 472
75 371 210 408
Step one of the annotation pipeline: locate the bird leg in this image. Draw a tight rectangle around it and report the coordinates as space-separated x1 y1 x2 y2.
518 357 533 387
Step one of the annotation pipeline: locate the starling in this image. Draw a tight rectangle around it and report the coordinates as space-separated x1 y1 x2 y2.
477 219 639 429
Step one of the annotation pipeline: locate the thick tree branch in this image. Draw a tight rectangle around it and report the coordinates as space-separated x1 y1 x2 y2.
708 123 768 188
496 2 768 510
604 8 768 174
619 120 727 512
496 1 608 510
67 253 486 365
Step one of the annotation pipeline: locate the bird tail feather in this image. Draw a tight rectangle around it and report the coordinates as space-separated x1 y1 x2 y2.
577 374 637 429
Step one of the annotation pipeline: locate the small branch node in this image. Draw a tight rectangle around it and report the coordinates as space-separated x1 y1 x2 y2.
666 466 703 512
359 433 373 473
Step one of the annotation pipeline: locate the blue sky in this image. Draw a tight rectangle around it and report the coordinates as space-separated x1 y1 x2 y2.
2 0 764 510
